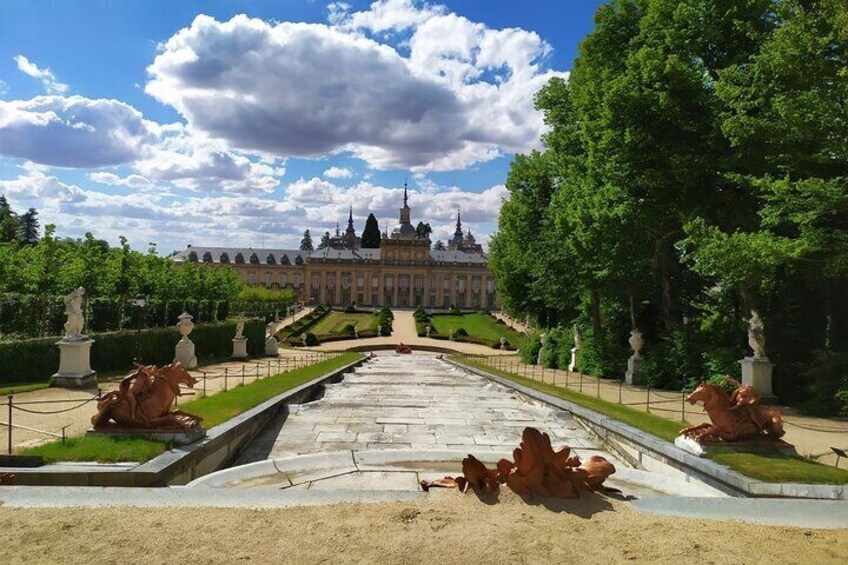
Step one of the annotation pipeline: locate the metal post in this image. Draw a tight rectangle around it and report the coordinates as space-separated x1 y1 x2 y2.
61 425 68 445
619 378 623 404
531 363 536 381
597 375 600 398
7 395 12 454
202 372 207 398
646 384 651 414
681 392 686 421
565 370 568 389
242 365 246 386
579 372 583 393
541 365 545 383
267 361 271 378
224 367 229 392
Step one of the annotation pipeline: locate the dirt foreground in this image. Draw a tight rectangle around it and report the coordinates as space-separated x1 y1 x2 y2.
1 491 846 565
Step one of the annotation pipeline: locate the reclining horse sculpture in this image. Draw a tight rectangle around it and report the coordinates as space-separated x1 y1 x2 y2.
91 362 202 431
680 378 784 443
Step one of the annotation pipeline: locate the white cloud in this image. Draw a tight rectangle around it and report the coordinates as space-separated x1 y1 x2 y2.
13 55 69 94
332 0 446 33
145 8 564 171
323 166 354 179
88 171 153 189
0 96 157 167
0 79 7 97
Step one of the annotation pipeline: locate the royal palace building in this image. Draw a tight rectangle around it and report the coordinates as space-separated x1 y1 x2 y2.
172 186 499 310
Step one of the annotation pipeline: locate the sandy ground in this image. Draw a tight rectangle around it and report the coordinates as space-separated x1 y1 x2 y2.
1 491 845 564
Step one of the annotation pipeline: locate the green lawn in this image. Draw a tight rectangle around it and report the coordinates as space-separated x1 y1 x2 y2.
311 311 376 335
455 356 848 484
456 356 685 441
430 312 526 345
20 352 363 463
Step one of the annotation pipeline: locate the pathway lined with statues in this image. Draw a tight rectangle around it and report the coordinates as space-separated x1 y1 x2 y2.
469 356 848 469
0 348 332 452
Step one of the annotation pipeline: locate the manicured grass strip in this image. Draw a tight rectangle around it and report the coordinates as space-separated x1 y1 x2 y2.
20 436 166 464
456 356 685 442
181 352 363 428
18 353 363 464
0 381 50 395
431 313 526 346
705 448 848 484
311 311 375 335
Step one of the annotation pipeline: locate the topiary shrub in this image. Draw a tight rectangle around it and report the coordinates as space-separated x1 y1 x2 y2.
304 332 319 346
342 323 357 335
454 327 468 337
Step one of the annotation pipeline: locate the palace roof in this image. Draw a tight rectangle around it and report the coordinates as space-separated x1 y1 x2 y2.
172 245 487 265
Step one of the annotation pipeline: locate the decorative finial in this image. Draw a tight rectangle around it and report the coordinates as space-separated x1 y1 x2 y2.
403 180 408 207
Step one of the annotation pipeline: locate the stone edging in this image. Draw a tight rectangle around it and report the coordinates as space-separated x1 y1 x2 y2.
0 355 368 487
448 359 845 500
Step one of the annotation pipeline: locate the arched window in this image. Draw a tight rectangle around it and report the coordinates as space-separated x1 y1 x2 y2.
234 252 245 264
295 255 304 265
219 252 230 263
249 253 260 264
187 250 198 263
266 253 277 264
280 254 290 265
202 251 213 263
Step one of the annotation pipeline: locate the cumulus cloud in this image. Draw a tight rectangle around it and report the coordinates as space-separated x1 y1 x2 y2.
13 55 69 94
0 80 7 97
323 166 354 179
145 7 565 171
0 96 157 167
88 171 153 189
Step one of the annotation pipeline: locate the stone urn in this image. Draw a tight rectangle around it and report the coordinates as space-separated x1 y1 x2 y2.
628 329 644 358
499 336 506 350
301 332 308 346
425 325 431 338
449 330 454 341
377 325 382 337
177 312 194 341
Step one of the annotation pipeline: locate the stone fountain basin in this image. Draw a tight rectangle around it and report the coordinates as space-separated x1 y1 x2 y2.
185 449 727 498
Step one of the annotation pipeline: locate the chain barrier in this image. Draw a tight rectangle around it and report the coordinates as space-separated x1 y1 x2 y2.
1 350 343 454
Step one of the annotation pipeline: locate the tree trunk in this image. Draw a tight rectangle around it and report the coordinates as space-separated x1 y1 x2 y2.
589 289 602 337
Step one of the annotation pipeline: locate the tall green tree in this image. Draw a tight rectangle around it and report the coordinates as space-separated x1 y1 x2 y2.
0 195 20 243
299 229 314 252
18 207 40 245
360 213 381 248
317 231 331 250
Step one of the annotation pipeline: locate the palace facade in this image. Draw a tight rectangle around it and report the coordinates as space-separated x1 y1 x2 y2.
172 187 499 310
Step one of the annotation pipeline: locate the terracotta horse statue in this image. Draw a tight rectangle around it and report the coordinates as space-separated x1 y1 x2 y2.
681 381 784 443
91 362 202 431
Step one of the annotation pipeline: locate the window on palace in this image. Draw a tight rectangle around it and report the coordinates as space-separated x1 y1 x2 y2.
328 274 335 287
487 279 495 293
357 277 364 288
295 255 304 265
280 254 290 265
264 273 272 286
472 278 480 292
248 273 256 285
280 273 287 287
312 275 319 289
249 253 260 264
266 254 277 264
220 252 230 263
458 279 466 292
371 278 378 289
415 277 423 289
385 276 393 289
443 278 450 290
202 251 213 263
294 274 303 286
235 252 245 264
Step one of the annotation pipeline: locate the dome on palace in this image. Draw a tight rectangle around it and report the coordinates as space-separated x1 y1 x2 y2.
391 222 417 238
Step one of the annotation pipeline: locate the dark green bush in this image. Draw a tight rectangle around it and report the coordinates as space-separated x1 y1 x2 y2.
304 332 319 346
454 328 468 337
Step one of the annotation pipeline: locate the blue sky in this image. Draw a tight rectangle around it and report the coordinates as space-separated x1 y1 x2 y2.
0 0 605 252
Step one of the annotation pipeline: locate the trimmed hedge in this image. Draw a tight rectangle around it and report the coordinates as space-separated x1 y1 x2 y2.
0 319 265 385
0 293 291 340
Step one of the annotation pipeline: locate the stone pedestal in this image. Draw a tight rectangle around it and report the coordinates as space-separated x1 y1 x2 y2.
568 347 578 372
232 337 248 359
51 339 97 388
265 336 279 356
625 354 643 385
173 337 198 369
740 356 776 402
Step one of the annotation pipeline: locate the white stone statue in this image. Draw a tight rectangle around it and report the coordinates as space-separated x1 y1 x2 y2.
568 325 581 372
748 310 766 359
499 336 506 349
301 332 308 346
628 328 644 357
177 312 194 340
572 324 582 350
538 332 548 365
235 313 245 339
449 329 454 341
62 287 86 341
266 321 276 338
425 325 431 338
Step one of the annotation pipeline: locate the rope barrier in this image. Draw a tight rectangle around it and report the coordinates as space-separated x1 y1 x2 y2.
11 395 99 415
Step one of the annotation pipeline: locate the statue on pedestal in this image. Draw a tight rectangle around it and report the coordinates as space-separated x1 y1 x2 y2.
568 324 581 372
63 287 87 341
235 313 245 339
748 310 767 359
625 328 644 385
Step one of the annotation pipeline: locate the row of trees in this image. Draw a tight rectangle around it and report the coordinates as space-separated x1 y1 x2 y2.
490 0 847 414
